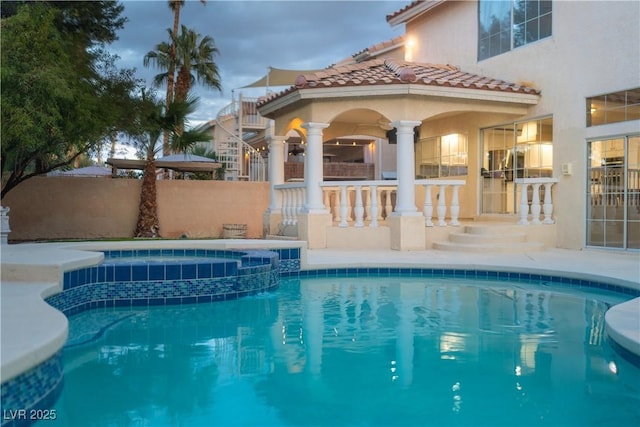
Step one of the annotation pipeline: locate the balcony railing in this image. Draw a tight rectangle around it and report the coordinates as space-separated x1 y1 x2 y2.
274 180 466 228
514 178 558 225
217 96 269 129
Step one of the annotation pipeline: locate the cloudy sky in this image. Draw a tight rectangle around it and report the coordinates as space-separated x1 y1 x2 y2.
109 0 408 127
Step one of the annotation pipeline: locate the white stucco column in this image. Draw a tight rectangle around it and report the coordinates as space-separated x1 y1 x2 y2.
391 120 421 214
267 135 287 212
387 120 424 250
301 122 329 213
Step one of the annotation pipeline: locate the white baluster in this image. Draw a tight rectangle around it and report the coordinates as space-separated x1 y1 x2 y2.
323 188 331 212
450 184 460 226
364 188 371 222
376 188 384 221
369 185 379 228
518 183 530 225
437 185 447 226
347 189 354 221
339 185 349 227
384 189 393 219
282 189 292 226
1 206 10 245
542 182 555 224
531 183 542 224
354 185 364 227
285 188 294 226
295 187 304 225
333 189 341 222
423 184 434 227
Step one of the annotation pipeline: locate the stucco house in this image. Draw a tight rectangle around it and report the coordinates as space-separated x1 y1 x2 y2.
211 0 639 252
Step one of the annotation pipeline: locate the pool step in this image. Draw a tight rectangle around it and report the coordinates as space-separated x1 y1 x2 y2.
265 234 299 241
433 225 545 252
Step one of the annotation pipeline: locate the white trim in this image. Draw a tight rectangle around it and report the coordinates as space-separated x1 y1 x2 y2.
259 85 539 116
387 0 447 27
584 120 640 140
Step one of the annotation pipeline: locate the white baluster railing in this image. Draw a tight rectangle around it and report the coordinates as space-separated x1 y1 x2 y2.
274 183 306 227
416 180 465 227
514 178 558 225
321 181 397 228
276 180 467 229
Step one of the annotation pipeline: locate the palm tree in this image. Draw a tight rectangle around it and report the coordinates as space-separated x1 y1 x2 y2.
134 94 211 238
172 25 222 104
144 26 221 141
158 0 206 157
166 1 206 102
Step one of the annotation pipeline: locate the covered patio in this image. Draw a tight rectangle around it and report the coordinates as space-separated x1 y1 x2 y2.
258 58 557 250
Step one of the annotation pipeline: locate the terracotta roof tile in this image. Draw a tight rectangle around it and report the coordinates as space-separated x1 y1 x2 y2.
387 0 454 24
386 1 423 22
351 35 405 60
257 59 539 108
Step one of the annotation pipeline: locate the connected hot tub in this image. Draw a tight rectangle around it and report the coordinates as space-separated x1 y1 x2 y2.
45 248 289 316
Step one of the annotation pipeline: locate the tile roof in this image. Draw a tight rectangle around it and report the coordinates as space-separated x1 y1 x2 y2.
386 1 424 22
350 35 405 61
257 58 539 108
386 1 450 25
332 36 405 67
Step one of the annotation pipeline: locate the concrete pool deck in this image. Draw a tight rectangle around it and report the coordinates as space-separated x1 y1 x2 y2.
1 242 639 386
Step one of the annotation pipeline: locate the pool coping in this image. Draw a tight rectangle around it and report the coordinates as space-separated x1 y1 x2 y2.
1 241 638 384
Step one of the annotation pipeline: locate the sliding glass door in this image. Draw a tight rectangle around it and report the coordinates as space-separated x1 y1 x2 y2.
587 135 640 249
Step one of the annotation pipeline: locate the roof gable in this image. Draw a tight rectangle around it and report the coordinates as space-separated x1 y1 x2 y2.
257 58 539 109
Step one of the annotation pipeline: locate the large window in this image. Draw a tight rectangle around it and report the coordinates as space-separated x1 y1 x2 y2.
587 88 640 127
478 0 552 60
415 134 468 178
587 135 640 250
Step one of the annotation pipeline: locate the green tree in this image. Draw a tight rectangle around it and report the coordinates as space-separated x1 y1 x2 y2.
144 25 221 137
173 25 222 104
0 2 140 198
160 0 206 156
134 95 211 238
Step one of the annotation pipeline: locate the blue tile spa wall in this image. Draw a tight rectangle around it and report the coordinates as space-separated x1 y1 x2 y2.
45 248 297 316
0 351 63 427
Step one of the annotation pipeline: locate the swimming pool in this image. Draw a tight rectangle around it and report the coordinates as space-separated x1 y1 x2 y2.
41 275 639 427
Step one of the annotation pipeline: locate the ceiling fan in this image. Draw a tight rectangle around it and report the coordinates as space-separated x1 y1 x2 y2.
289 144 304 156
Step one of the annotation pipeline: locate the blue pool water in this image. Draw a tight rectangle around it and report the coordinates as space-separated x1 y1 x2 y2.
42 276 639 426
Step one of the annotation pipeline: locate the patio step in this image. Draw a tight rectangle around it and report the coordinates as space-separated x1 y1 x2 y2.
448 231 527 244
433 240 545 253
433 224 545 252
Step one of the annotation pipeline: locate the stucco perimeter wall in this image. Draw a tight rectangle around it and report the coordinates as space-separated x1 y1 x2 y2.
2 177 269 241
